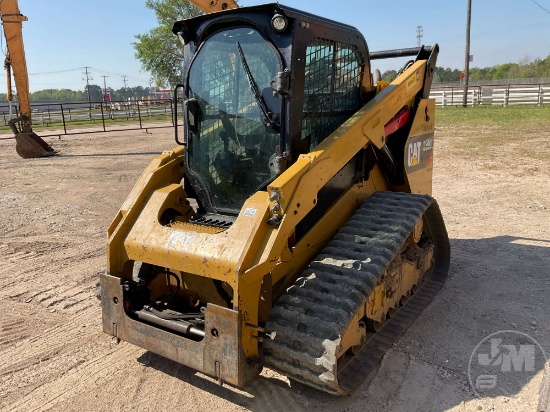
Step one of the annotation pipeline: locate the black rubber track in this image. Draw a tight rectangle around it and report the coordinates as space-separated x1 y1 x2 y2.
262 191 450 395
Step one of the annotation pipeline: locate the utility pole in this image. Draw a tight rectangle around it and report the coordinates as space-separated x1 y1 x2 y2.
101 75 109 105
416 26 423 47
122 75 128 101
82 66 92 119
463 0 472 107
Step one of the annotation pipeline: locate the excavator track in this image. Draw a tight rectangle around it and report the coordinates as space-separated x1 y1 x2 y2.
263 191 450 395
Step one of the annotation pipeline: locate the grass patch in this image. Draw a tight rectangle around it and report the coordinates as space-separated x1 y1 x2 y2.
436 105 550 127
0 115 174 134
35 116 171 131
436 105 550 163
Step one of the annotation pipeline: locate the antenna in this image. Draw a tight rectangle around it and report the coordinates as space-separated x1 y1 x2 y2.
416 26 423 47
83 67 93 118
122 75 128 100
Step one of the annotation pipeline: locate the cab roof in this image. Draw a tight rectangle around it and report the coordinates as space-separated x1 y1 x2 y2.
172 3 362 38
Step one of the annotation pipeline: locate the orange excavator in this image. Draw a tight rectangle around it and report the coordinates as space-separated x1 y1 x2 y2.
0 0 56 158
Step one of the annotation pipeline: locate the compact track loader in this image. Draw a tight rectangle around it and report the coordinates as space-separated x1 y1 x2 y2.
101 3 450 394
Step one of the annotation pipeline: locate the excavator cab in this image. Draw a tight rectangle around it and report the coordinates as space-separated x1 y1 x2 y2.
174 4 373 216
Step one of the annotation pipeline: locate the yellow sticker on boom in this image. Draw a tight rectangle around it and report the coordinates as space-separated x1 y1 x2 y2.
406 70 420 92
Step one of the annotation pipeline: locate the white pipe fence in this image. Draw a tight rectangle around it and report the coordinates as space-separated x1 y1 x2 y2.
430 84 550 107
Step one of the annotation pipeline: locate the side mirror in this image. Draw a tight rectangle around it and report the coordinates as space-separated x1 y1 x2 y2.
185 98 200 134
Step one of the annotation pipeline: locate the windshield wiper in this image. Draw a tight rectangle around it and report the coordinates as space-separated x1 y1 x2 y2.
236 42 278 129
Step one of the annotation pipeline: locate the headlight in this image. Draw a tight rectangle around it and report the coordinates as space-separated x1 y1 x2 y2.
271 14 288 32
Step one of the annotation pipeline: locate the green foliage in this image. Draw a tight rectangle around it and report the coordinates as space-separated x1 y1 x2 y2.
85 84 103 101
110 85 151 101
24 85 154 102
30 88 85 101
434 67 461 83
133 0 203 87
381 70 397 82
439 55 550 83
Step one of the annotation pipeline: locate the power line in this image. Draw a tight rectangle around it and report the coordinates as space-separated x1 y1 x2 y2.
530 0 550 15
90 67 149 83
28 66 149 84
28 67 82 76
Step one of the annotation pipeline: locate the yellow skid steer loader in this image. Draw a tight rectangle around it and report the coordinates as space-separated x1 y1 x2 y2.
101 3 450 395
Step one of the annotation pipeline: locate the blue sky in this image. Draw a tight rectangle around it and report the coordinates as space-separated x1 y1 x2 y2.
14 0 550 92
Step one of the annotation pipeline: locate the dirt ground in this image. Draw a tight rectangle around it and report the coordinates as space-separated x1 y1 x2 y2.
0 121 548 412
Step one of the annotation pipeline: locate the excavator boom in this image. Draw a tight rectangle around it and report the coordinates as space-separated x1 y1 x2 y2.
0 0 56 158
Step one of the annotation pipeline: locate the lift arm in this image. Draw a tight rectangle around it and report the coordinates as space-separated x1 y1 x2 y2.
189 0 238 14
0 0 55 158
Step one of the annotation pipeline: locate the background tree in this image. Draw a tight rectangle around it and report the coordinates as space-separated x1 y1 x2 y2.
133 0 203 87
85 84 103 102
434 67 461 83
30 88 85 102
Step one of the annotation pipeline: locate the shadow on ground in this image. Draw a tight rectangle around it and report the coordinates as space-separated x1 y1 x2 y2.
135 235 550 412
60 151 161 158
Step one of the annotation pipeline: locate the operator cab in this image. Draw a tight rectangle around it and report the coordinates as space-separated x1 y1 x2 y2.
173 4 374 216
